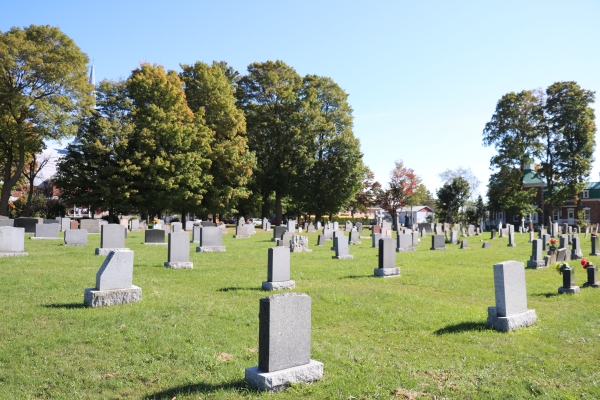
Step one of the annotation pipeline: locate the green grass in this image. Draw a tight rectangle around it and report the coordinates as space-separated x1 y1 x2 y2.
1 229 599 399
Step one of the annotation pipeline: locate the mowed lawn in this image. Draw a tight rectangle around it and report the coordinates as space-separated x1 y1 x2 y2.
0 228 599 399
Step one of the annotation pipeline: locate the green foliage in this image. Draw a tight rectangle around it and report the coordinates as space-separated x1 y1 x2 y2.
375 160 420 228
436 177 470 223
9 195 65 218
487 165 536 218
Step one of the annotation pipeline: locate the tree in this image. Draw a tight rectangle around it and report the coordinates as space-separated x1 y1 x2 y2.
21 149 52 217
486 165 536 220
438 166 481 200
126 63 212 221
375 160 420 229
436 177 470 223
347 169 377 217
236 60 310 225
0 24 92 215
296 74 366 223
54 79 133 221
180 61 255 220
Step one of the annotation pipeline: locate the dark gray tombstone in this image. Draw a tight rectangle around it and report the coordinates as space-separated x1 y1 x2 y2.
542 233 551 251
591 236 599 256
14 217 40 233
333 236 352 259
0 226 27 257
84 249 141 307
375 238 399 277
430 235 446 250
272 226 288 242
95 224 127 255
571 236 583 259
245 293 323 392
197 226 225 252
487 260 536 332
31 223 60 239
527 239 545 269
144 229 166 245
201 221 216 227
64 229 88 246
165 231 192 269
262 247 294 290
355 222 363 233
491 230 497 239
507 233 516 247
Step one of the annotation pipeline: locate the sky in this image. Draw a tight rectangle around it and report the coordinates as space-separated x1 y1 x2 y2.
3 0 600 199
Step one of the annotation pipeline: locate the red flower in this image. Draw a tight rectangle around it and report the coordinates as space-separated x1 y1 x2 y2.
581 258 589 269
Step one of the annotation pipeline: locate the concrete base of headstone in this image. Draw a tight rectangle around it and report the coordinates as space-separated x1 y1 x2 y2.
332 255 353 260
507 243 516 247
29 237 62 240
349 240 361 245
95 247 129 256
261 280 296 291
374 267 400 277
130 229 140 232
486 307 537 332
245 359 323 393
84 285 142 307
526 260 546 269
0 251 28 258
430 247 446 250
144 242 167 246
291 248 313 253
359 236 370 239
164 262 193 269
196 246 226 252
396 247 416 252
234 234 250 239
558 286 580 294
63 243 86 247
583 282 600 288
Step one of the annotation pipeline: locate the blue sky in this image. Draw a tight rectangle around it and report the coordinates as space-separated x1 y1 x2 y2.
3 0 600 199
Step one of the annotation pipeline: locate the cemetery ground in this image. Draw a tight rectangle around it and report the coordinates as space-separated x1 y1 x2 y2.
1 229 599 399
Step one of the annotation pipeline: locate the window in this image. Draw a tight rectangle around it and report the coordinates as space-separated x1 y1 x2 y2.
584 209 591 222
583 190 589 199
513 215 519 222
553 211 560 221
498 212 504 221
568 209 575 220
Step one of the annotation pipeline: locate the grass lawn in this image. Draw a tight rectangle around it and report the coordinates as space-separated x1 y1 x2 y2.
0 228 599 399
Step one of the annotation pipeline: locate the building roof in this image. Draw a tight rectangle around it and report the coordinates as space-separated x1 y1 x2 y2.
396 206 434 213
584 182 600 190
522 167 545 186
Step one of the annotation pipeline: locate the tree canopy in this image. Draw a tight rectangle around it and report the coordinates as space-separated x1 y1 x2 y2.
436 177 470 223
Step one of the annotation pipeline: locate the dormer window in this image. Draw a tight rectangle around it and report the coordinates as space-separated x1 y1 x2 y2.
583 190 589 199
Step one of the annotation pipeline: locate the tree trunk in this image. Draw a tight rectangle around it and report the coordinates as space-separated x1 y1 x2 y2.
182 209 187 230
315 213 321 224
0 142 26 216
262 193 269 219
275 191 282 226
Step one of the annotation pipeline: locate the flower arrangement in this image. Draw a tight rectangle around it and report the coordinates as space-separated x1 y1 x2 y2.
153 218 160 224
547 238 558 251
555 262 572 275
581 257 591 270
592 232 598 237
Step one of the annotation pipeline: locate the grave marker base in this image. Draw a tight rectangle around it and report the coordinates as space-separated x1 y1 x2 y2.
196 246 226 252
29 237 61 240
143 242 167 246
84 285 142 307
245 360 323 393
261 280 296 291
234 234 250 239
396 247 416 252
63 243 86 247
374 267 400 277
332 255 353 260
558 286 580 294
0 251 28 257
359 236 370 239
527 260 546 269
95 247 129 255
164 262 193 269
349 240 362 245
582 282 600 288
486 307 537 332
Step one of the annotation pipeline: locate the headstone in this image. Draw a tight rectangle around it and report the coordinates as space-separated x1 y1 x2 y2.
507 233 516 247
491 230 497 239
70 220 79 230
317 234 326 246
591 235 600 256
468 225 475 236
330 231 343 250
272 226 288 242
372 225 381 234
316 221 321 230
430 235 446 250
262 218 269 230
262 247 294 290
245 293 323 392
556 248 568 262
333 222 339 231
31 223 60 239
345 221 352 231
0 226 27 257
84 249 141 307
144 229 166 245
396 233 415 252
558 268 580 294
95 224 127 255
164 231 192 269
563 223 568 234
412 231 419 247
0 218 14 227
552 222 559 237
571 236 583 259
80 219 101 234
348 230 361 245
14 217 40 233
64 229 88 246
375 238 399 277
371 233 382 248
528 231 534 243
486 260 536 332
60 217 71 231
482 242 491 249
192 225 202 243
333 236 353 259
584 264 599 287
418 223 433 234
542 233 551 251
355 222 363 233
559 235 568 250
278 232 291 248
201 221 216 227
234 224 250 239
290 235 311 253
526 239 545 269
508 224 514 235
197 227 226 252
171 222 182 232
129 219 139 232
237 216 245 226
450 231 458 245
460 240 469 249
382 221 392 233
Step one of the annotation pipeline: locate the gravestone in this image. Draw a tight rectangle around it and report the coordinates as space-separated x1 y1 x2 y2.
60 217 71 231
330 231 344 250
420 227 426 238
0 218 14 227
468 225 475 236
591 236 600 256
306 223 315 233
482 242 491 249
14 217 40 233
333 222 339 231
262 247 294 290
418 223 433 234
196 226 225 252
559 235 568 250
372 225 381 234
31 223 60 240
262 218 269 230
0 227 27 257
563 223 568 234
144 229 166 245
165 231 192 269
278 232 291 248
290 235 311 253
542 233 551 251
553 222 559 237
412 231 419 247
95 224 128 255
396 233 415 252
70 220 79 230
355 222 363 233
317 234 326 246
460 240 469 249
64 229 88 246
245 293 323 392
333 236 353 259
450 231 458 245
129 219 140 232
192 225 202 243
171 222 182 232
84 249 141 307
529 231 534 243
348 231 361 245
375 237 399 277
430 235 446 250
287 220 296 233
246 223 256 235
201 221 216 227
372 233 382 248
486 260 537 332
238 217 245 227
526 239 545 269
272 226 288 242
571 236 583 260
234 224 250 239
507 233 516 247
491 230 497 239
80 219 101 234
382 221 392 233
556 248 568 262
558 268 580 294
345 221 352 231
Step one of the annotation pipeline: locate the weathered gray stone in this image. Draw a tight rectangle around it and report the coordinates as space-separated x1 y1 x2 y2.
262 281 296 291
171 222 182 232
450 231 458 245
278 232 291 248
164 231 192 269
60 217 71 231
348 231 361 245
527 239 545 269
95 224 127 255
31 223 60 239
234 224 250 239
0 218 14 227
80 219 101 234
556 248 568 262
84 285 142 307
64 229 88 246
0 226 27 257
460 240 469 249
245 360 323 393
431 235 446 250
371 233 382 248
272 226 288 242
145 229 166 244
322 227 333 240
287 220 296 233
317 235 325 246
196 226 225 252
333 236 353 259
192 225 202 243
482 242 491 249
290 235 311 253
129 219 139 232
396 233 415 252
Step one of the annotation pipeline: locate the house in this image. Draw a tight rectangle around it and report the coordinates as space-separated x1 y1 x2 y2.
396 206 434 225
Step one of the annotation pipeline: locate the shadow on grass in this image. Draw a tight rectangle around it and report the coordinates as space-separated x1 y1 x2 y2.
42 303 86 309
145 379 247 399
531 292 560 298
217 286 262 292
434 321 490 335
341 274 371 279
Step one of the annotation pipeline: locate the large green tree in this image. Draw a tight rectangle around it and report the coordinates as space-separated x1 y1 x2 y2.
180 61 255 220
126 63 212 221
436 177 470 223
236 60 310 225
0 25 92 215
54 80 133 221
296 75 366 222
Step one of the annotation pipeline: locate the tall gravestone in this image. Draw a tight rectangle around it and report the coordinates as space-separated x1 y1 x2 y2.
192 225 202 243
571 236 583 259
450 231 458 245
287 220 296 234
333 236 353 259
262 247 294 290
0 226 27 257
60 217 71 232
460 240 469 249
526 239 545 269
487 260 537 332
507 233 516 247
171 222 182 232
591 235 600 256
317 234 326 246
375 238 399 277
165 231 192 269
330 231 343 251
245 293 323 392
84 249 141 307
234 224 250 239
129 219 140 232
95 224 127 255
196 226 225 252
